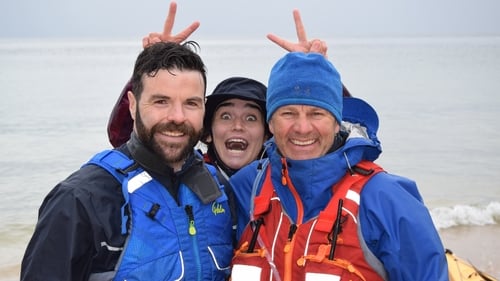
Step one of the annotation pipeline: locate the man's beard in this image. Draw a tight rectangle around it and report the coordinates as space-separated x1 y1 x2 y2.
135 111 201 167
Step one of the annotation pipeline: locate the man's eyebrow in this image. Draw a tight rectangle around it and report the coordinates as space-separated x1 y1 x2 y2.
150 94 171 100
187 96 204 103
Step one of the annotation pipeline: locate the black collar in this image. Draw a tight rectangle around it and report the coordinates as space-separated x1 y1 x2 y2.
126 133 222 204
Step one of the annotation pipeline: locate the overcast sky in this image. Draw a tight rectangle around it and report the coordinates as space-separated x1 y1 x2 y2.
1 0 500 40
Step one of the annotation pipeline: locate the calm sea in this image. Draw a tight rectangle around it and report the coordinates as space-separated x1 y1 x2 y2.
1 37 499 278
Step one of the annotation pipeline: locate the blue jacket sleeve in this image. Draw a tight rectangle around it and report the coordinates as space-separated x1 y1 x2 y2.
359 172 449 281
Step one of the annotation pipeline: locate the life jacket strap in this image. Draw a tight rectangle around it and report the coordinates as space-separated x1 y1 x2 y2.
316 161 384 233
84 149 139 234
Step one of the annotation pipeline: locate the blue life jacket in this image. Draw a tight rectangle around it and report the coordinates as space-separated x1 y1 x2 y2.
86 149 233 281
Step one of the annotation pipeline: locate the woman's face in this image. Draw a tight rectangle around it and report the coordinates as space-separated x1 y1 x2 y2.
210 98 267 170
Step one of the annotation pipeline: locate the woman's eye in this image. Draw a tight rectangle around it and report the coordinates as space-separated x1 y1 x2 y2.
246 115 257 122
221 113 231 120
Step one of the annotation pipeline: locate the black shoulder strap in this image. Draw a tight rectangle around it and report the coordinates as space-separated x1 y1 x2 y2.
83 149 138 234
214 169 238 247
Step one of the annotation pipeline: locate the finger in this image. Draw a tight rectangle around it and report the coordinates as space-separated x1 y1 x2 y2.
148 32 162 38
267 33 293 52
293 9 307 43
142 37 150 49
310 40 329 58
151 37 162 44
321 40 329 58
162 1 177 38
318 40 328 58
143 34 164 49
309 40 321 53
173 21 200 42
147 32 162 43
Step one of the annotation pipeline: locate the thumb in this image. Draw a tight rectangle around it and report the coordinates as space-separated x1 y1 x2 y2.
310 39 328 58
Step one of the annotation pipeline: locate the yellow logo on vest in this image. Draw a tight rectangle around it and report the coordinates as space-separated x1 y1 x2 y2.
212 202 226 215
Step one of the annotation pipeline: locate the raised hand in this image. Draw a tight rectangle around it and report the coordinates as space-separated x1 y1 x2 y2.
266 9 328 57
142 1 200 48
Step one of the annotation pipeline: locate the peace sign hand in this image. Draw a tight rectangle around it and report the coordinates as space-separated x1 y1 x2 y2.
267 9 328 58
142 1 200 49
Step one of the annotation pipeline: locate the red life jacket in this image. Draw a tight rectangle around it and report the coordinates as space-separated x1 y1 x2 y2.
231 160 386 281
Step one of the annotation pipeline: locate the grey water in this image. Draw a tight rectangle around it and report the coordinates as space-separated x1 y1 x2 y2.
1 37 499 278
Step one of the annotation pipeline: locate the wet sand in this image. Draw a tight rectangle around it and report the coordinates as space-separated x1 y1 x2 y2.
439 224 500 279
0 264 19 281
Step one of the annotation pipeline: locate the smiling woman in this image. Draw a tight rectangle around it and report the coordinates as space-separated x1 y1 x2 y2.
201 77 270 179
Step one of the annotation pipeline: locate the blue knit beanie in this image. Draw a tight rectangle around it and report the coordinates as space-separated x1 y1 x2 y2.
266 52 343 123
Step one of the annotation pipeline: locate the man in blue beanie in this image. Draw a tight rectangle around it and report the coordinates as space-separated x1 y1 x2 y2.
230 51 449 280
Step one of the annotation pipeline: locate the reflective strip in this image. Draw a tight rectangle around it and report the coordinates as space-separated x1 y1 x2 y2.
207 246 231 270
346 189 360 205
100 241 123 252
88 271 116 281
302 219 319 265
343 207 358 224
306 272 341 281
231 264 262 280
127 171 152 193
175 251 185 281
343 190 361 224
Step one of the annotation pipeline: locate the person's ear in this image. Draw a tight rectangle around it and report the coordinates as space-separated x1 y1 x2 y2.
268 120 275 135
334 120 340 134
128 91 136 121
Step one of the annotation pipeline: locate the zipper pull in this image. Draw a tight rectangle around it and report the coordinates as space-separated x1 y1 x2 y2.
284 223 298 253
287 224 297 241
247 217 264 253
185 205 197 235
281 158 287 185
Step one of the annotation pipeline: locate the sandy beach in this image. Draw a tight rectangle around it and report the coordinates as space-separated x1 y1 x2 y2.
0 263 19 281
439 224 500 278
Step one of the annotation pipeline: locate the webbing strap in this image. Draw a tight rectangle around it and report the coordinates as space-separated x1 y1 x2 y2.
315 161 383 233
84 150 135 174
84 149 138 234
131 195 172 230
253 167 274 217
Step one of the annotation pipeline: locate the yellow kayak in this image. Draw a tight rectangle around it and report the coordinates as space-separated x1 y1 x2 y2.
446 249 497 281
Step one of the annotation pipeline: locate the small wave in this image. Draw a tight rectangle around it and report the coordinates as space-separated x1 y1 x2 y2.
430 201 500 230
